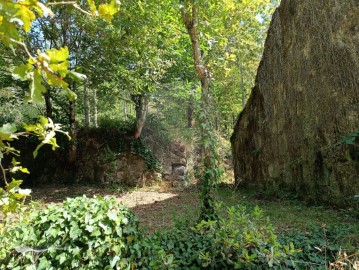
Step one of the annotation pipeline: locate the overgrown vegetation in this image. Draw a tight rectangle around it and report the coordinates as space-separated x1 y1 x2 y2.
0 196 140 269
1 0 357 269
0 196 296 269
2 192 357 269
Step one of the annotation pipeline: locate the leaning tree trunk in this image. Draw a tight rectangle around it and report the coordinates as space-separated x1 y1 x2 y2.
181 2 218 220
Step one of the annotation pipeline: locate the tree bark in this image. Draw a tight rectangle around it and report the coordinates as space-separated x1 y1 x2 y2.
44 89 53 119
92 88 98 128
68 99 77 163
181 2 217 219
187 83 195 128
132 94 149 139
123 96 128 120
84 83 91 127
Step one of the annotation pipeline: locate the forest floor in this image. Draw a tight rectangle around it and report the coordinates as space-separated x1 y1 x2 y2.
30 183 359 239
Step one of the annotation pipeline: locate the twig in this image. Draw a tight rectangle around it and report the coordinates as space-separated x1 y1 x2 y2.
333 252 359 264
47 2 93 16
9 39 35 61
0 163 8 186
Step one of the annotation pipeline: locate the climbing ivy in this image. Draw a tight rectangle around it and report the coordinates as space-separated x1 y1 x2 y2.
131 139 161 171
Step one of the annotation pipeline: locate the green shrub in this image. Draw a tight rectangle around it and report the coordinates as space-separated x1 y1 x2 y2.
136 205 294 269
1 200 297 269
0 196 141 270
277 225 359 269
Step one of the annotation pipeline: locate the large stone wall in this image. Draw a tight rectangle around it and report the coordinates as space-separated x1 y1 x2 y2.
231 0 359 206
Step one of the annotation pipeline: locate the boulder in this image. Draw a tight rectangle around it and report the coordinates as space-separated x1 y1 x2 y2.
231 0 359 206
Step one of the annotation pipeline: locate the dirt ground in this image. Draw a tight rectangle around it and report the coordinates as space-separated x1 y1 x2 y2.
30 184 200 233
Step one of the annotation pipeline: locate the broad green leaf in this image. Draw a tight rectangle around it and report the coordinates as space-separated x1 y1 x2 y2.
0 123 17 141
47 47 69 63
87 0 97 14
15 1 36 32
12 64 31 81
39 116 49 126
49 60 69 77
63 88 77 102
0 123 17 135
45 72 69 88
98 1 119 22
68 70 87 82
30 70 46 102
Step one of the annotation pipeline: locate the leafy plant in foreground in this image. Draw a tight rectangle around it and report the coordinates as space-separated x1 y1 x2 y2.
137 205 295 269
277 225 359 269
0 196 140 269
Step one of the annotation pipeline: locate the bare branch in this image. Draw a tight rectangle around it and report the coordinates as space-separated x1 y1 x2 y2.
47 2 93 16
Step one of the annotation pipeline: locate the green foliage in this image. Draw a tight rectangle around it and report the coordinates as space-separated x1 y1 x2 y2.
98 117 135 133
277 225 359 269
131 139 161 171
0 196 140 270
137 205 292 269
0 117 68 216
335 129 359 161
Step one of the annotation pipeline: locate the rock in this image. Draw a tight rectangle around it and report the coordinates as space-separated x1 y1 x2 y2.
231 0 359 207
172 164 187 176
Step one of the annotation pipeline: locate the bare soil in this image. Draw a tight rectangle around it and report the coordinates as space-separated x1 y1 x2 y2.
30 184 200 233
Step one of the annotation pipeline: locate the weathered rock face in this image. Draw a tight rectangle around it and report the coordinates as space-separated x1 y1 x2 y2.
231 0 359 206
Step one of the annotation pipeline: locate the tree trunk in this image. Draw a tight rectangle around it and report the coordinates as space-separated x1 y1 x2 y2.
181 2 218 220
68 99 77 163
132 94 149 139
240 61 246 108
215 111 220 131
123 96 128 120
92 88 98 128
84 83 91 127
187 84 195 128
44 88 53 119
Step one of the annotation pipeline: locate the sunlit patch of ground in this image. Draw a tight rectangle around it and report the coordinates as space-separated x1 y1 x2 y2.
29 184 200 233
28 184 358 238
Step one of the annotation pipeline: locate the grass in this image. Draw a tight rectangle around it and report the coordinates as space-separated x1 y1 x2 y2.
29 183 358 241
6 182 359 268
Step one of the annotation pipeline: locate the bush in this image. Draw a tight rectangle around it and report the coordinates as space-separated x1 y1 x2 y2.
136 205 294 269
0 196 141 270
1 199 295 269
278 225 359 269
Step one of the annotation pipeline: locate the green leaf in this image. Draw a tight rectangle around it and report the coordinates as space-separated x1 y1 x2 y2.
12 64 31 81
87 0 97 14
63 88 77 102
46 73 69 88
57 253 67 265
47 47 69 63
30 70 46 102
68 70 87 82
98 0 119 22
0 123 17 141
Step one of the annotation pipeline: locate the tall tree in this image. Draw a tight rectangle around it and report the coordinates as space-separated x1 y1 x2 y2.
180 1 219 219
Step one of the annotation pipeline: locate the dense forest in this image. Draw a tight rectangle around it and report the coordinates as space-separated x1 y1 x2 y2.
0 0 358 269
